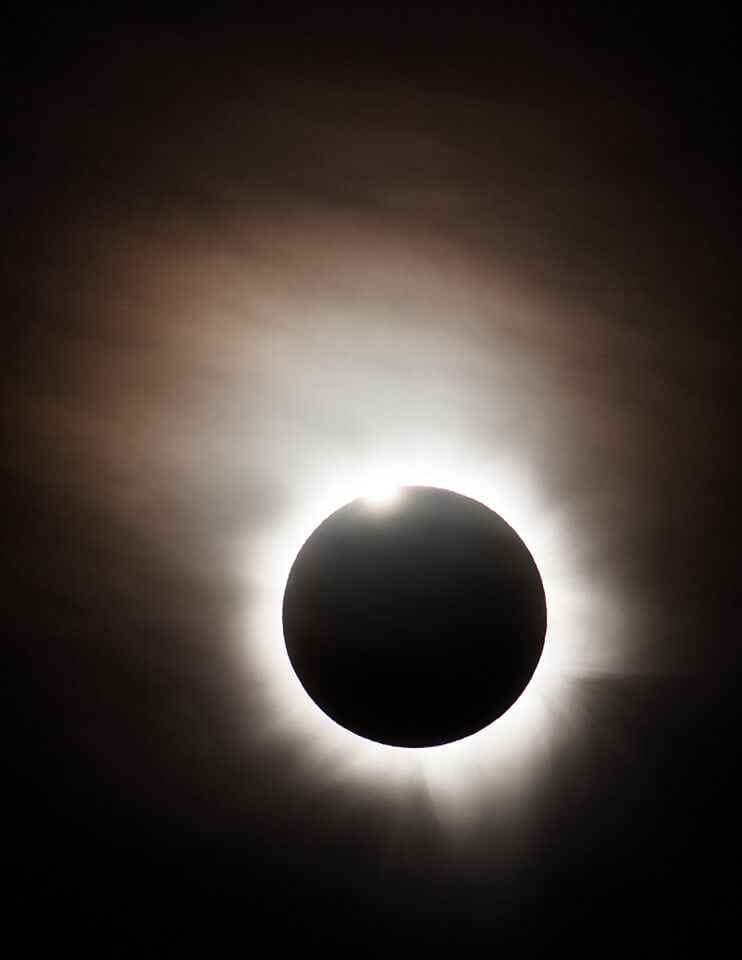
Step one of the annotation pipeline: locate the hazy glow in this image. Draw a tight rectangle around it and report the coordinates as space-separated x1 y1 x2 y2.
239 437 630 829
361 484 404 510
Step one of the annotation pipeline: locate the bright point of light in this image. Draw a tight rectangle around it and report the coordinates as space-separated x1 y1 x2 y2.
236 439 631 831
362 484 403 509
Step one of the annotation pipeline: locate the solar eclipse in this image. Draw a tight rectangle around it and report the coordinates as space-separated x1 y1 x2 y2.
282 486 546 747
6 8 735 952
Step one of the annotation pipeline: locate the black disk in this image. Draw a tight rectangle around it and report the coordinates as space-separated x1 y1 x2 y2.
282 486 546 747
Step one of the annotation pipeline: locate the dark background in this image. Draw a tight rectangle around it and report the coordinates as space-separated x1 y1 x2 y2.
3 4 739 953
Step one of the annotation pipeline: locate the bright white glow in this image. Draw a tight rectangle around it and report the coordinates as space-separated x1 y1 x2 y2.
236 437 631 832
361 484 403 510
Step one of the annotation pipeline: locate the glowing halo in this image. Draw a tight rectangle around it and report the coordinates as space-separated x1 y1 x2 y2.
237 440 628 828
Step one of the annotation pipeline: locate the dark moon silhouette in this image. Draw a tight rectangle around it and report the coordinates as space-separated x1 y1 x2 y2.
282 486 546 747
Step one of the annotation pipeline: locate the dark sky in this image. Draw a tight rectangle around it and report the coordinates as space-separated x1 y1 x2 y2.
4 5 740 953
